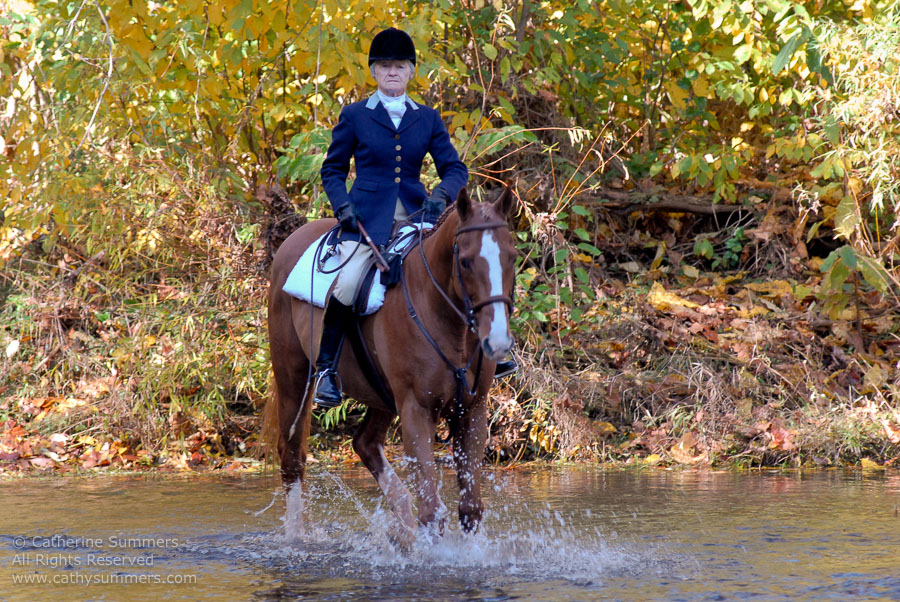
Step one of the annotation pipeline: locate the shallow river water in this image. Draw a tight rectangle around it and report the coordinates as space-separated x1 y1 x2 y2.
1 467 898 600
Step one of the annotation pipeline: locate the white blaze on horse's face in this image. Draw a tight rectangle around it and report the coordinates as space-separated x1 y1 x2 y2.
480 229 513 360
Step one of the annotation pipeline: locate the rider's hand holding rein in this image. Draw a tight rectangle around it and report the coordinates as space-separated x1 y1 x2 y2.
422 188 450 225
335 203 359 233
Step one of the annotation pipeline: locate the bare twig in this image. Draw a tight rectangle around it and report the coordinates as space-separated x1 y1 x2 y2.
193 6 211 128
70 1 115 157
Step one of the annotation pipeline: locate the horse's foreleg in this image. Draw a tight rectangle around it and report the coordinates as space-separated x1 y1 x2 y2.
453 397 488 532
400 401 445 529
353 408 416 538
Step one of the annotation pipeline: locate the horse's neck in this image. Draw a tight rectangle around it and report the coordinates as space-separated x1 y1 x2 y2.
419 213 458 295
407 212 470 337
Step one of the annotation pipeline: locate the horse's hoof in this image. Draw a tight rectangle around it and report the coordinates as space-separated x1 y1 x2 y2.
387 522 417 553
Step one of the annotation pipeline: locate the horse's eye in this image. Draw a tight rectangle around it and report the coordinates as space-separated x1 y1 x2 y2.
460 258 472 270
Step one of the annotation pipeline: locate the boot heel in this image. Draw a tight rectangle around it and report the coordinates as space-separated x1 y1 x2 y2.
313 370 343 408
312 298 352 407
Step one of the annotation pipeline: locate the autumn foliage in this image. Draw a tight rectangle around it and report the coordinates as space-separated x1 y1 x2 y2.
1 0 899 471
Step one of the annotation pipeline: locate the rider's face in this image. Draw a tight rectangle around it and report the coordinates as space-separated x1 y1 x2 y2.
373 60 413 97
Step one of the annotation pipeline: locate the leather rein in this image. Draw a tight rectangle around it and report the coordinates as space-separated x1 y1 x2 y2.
399 218 514 434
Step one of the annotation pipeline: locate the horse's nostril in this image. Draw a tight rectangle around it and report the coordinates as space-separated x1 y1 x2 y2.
482 337 509 360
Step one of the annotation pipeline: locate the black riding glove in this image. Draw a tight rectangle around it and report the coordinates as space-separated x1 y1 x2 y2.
422 189 450 223
335 203 359 233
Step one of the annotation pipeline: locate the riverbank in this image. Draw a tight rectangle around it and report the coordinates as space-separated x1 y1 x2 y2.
2 259 898 475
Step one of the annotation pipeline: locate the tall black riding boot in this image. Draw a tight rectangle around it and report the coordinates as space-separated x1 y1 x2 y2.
494 357 519 379
313 299 350 408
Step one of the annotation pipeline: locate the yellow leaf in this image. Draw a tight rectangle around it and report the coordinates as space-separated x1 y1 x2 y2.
864 363 884 391
644 454 662 464
647 281 699 312
593 421 616 435
666 81 688 111
736 306 770 319
692 75 709 97
861 458 884 471
682 265 700 279
650 241 667 270
743 280 793 298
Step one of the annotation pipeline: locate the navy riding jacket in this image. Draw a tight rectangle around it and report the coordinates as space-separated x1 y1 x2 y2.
320 94 468 246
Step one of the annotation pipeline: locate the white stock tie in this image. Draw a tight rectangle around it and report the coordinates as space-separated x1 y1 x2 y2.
378 92 407 128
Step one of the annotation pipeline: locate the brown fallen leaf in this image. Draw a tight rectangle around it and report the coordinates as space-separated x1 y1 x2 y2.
81 450 100 468
882 419 900 444
29 456 55 468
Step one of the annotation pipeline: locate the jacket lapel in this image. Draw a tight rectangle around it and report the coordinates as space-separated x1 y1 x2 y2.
368 102 398 132
397 100 421 133
364 94 422 133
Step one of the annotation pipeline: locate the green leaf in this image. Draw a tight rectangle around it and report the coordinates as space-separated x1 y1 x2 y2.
793 284 814 300
694 238 715 259
858 257 890 293
857 256 890 293
571 204 590 216
821 248 840 272
574 227 590 241
805 42 833 85
838 245 857 270
577 242 602 256
806 220 823 242
500 55 510 83
827 259 850 291
483 43 498 61
772 33 804 75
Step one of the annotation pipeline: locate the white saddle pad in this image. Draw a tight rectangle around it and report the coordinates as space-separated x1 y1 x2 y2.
282 223 431 315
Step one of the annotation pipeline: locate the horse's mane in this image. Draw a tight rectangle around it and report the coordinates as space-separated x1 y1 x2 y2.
419 201 457 242
419 193 503 242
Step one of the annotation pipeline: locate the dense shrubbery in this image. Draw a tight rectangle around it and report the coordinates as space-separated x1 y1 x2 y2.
1 0 898 468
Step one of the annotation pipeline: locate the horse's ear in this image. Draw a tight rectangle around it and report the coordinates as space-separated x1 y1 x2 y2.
456 187 472 221
493 185 514 217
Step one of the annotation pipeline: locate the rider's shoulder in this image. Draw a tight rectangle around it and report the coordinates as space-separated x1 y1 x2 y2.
340 99 369 116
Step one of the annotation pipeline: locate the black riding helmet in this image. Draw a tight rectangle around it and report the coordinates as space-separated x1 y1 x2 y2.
368 27 416 65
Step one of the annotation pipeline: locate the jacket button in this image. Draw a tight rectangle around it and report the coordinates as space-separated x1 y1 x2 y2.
396 155 402 161
394 134 400 139
394 177 401 183
394 167 401 173
395 145 401 151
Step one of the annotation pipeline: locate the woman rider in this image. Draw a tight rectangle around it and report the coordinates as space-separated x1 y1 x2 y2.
314 27 514 408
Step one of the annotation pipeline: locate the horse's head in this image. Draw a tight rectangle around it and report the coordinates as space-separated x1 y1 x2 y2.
453 186 517 361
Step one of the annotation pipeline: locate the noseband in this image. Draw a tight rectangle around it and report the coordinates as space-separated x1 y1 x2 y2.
454 222 513 332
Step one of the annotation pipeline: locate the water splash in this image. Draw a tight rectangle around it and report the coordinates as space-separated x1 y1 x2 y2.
223 469 663 589
282 482 305 541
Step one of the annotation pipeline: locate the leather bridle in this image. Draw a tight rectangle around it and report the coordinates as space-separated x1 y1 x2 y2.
399 216 515 435
418 220 515 332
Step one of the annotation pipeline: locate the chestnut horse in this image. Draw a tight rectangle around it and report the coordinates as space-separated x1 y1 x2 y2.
264 186 516 540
